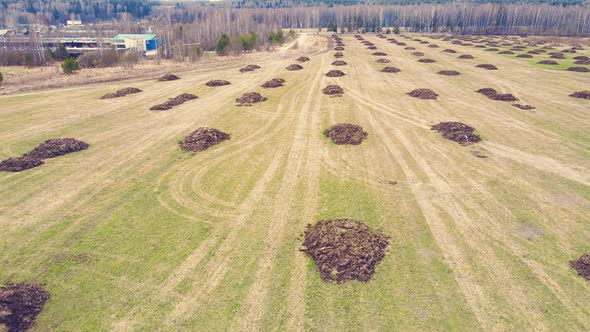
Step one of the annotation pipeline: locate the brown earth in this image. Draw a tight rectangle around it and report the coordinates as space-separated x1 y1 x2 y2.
236 92 267 105
476 64 498 70
325 70 346 77
322 85 344 96
431 122 482 145
158 74 180 81
574 60 590 65
573 56 590 60
334 47 345 51
150 93 198 111
570 253 590 280
476 88 518 101
323 124 368 145
443 49 457 53
382 67 401 73
418 58 436 63
485 48 499 52
538 60 558 65
550 54 566 59
179 127 231 153
301 218 389 283
517 54 533 58
331 60 347 66
412 52 425 56
405 47 416 50
438 70 460 76
567 67 590 72
372 52 388 56
261 78 286 89
205 80 231 87
334 52 344 58
286 64 304 71
0 283 50 332
498 51 514 54
24 138 89 159
0 156 44 172
376 59 391 63
428 44 440 48
239 64 261 73
408 88 438 100
296 56 310 62
100 87 142 99
569 91 590 99
367 46 378 50
459 54 475 59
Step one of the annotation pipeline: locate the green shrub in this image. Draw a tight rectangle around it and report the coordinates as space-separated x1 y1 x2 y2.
61 57 80 74
215 33 230 56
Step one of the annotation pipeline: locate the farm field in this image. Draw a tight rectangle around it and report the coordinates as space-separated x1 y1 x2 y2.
1 32 589 331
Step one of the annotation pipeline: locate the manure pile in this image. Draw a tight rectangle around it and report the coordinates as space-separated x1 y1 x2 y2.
239 64 261 72
331 60 347 66
301 218 389 283
570 253 590 280
296 56 310 62
322 85 344 96
150 93 198 111
205 80 231 87
438 70 460 76
323 124 368 145
407 88 438 100
100 87 142 99
261 78 285 88
382 67 401 73
376 59 391 63
476 64 498 70
286 64 304 71
418 58 436 63
0 157 44 172
179 127 230 152
569 91 590 99
431 122 481 145
236 92 267 105
158 74 180 81
476 88 518 101
0 283 50 332
1 138 89 172
325 70 346 77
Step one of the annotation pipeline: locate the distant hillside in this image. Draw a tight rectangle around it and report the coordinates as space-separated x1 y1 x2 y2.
230 0 589 8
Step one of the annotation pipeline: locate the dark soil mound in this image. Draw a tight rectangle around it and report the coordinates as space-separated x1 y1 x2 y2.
296 56 310 62
412 52 425 56
569 91 590 99
428 44 440 48
476 64 498 70
476 88 498 97
261 78 285 88
574 59 590 65
372 52 387 56
570 253 590 280
323 124 368 145
286 64 303 71
550 53 566 59
24 138 89 159
573 56 590 61
431 122 481 145
438 70 460 76
405 47 416 50
512 104 536 110
325 70 346 77
418 58 436 63
158 74 180 81
331 60 347 66
538 60 558 65
567 67 590 72
498 50 514 54
301 218 388 283
0 283 50 331
239 64 261 72
485 48 499 51
476 88 518 101
236 92 267 105
205 80 231 87
100 87 142 99
517 54 533 58
528 50 541 55
397 42 407 46
334 52 344 58
334 46 345 51
322 85 343 96
376 59 391 63
150 93 198 111
474 45 486 48
382 67 401 73
459 54 474 59
408 88 438 100
0 157 44 172
367 46 378 50
443 49 457 53
179 128 230 152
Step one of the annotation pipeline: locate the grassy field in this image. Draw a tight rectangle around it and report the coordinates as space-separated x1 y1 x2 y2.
1 33 589 331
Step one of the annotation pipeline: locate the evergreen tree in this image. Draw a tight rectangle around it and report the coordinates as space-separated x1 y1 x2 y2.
215 33 231 56
61 57 80 74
